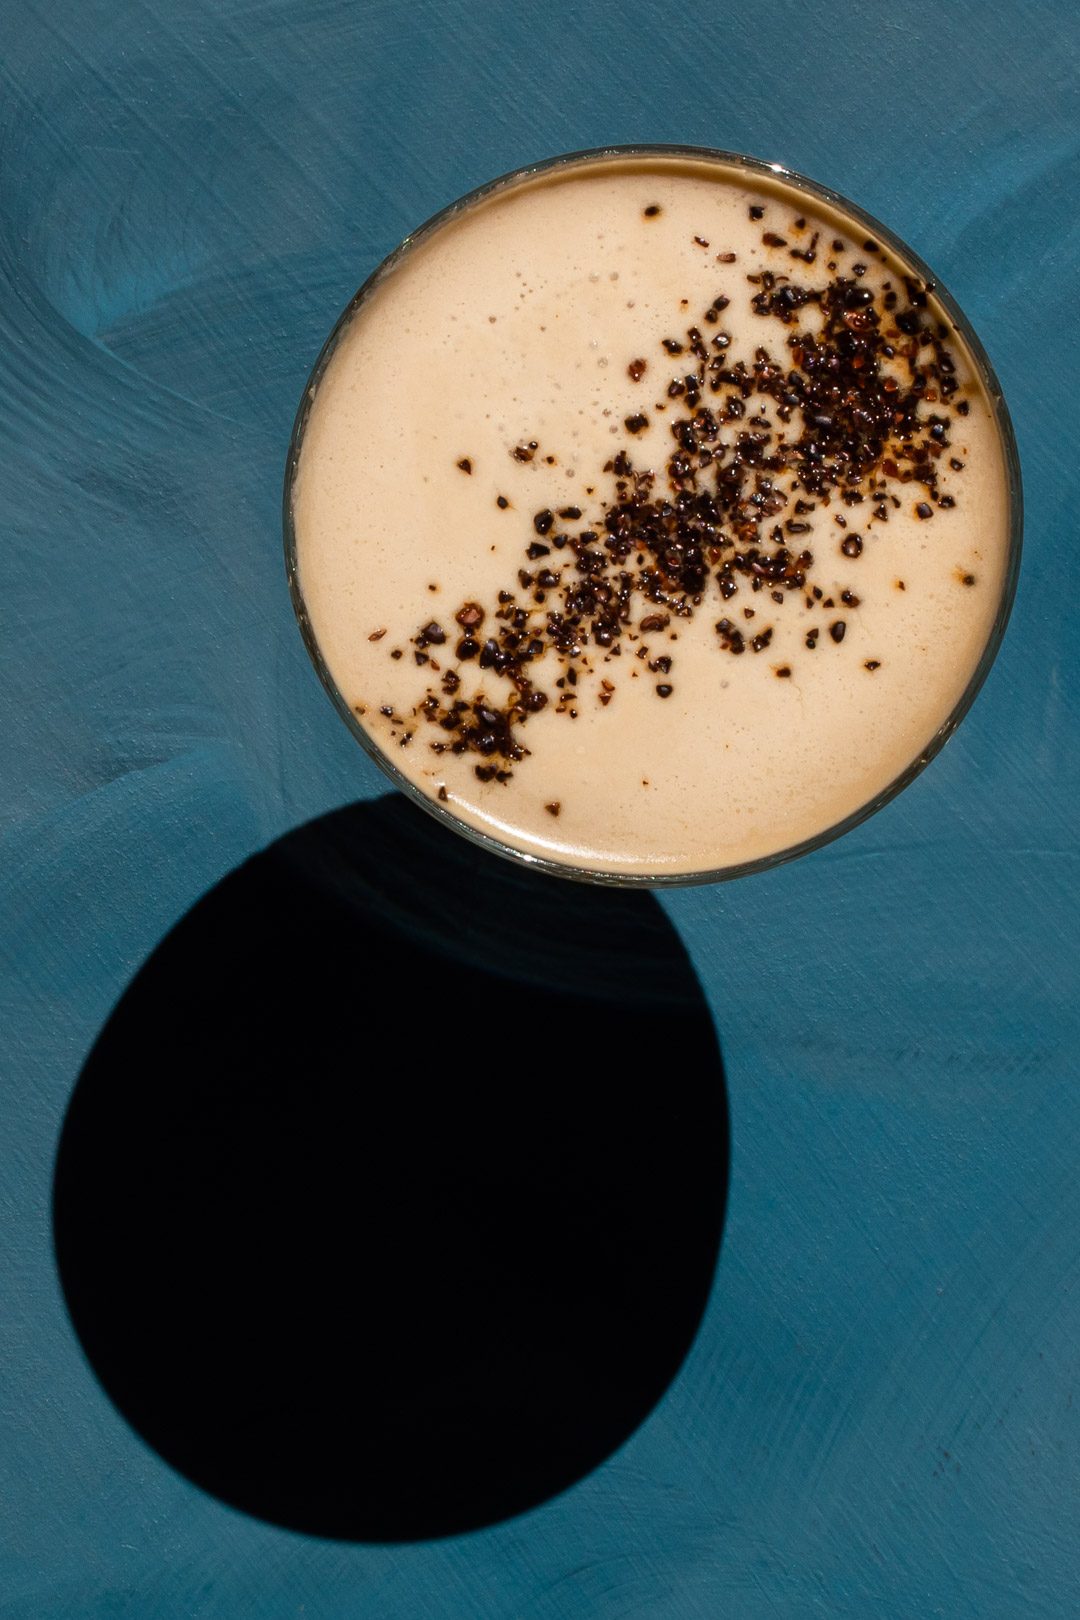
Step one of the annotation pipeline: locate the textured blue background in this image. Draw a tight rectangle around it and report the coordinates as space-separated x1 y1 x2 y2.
3 0 1079 1614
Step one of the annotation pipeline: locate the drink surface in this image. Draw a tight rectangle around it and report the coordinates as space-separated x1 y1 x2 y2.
292 154 1010 877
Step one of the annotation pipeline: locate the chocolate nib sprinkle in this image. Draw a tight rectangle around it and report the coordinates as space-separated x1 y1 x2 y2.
378 249 968 781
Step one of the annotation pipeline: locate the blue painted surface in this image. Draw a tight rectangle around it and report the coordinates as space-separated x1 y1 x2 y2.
2 0 1078 1613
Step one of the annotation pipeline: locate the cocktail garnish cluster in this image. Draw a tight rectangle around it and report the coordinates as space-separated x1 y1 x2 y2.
367 208 970 783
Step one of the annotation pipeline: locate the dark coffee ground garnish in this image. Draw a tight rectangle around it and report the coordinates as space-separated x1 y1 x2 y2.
372 235 968 780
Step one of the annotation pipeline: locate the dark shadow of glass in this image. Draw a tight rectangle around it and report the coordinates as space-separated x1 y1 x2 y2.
52 793 728 1541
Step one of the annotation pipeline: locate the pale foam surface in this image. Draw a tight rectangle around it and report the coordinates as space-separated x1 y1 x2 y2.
293 156 1010 876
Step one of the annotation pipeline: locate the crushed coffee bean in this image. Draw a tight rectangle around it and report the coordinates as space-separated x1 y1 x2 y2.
370 248 969 780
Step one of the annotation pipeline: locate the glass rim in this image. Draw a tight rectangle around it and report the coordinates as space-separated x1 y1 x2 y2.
283 142 1024 888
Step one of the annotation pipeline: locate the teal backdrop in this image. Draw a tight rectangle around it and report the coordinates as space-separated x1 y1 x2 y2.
2 0 1079 1614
